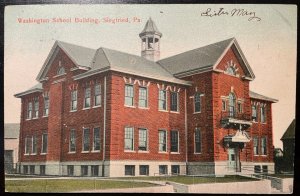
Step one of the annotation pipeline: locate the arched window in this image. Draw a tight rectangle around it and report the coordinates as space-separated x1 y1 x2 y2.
228 93 236 117
57 66 65 75
226 66 236 75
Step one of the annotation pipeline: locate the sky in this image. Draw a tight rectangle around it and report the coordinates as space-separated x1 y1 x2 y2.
4 4 297 148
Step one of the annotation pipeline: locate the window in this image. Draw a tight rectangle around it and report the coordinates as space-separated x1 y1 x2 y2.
228 93 236 117
41 133 48 154
261 137 267 155
170 92 178 112
139 165 149 175
170 130 179 153
30 165 35 174
159 130 167 152
32 134 37 154
253 137 258 155
69 129 76 152
67 165 74 176
25 136 31 155
195 128 201 153
252 105 257 121
93 127 100 151
222 100 226 111
84 87 91 108
139 87 148 108
94 83 101 106
261 105 266 123
57 65 65 75
71 90 77 111
27 102 32 119
125 165 135 176
44 95 49 116
82 128 90 152
194 93 201 113
262 165 268 174
171 165 180 175
159 165 168 175
125 84 134 106
91 165 99 176
158 90 167 110
226 66 236 75
81 165 88 176
124 127 134 151
23 165 28 174
238 102 242 113
138 129 147 151
40 165 45 175
254 165 261 173
33 97 39 118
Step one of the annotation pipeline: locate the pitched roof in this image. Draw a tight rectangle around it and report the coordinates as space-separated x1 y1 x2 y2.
281 119 295 140
249 91 278 103
139 17 162 37
14 83 43 98
157 38 255 79
74 47 191 85
4 123 20 139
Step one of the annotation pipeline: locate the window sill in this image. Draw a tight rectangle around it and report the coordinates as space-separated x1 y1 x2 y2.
124 150 135 153
25 119 32 121
24 154 30 156
91 150 100 153
158 151 168 154
32 117 38 120
68 152 76 154
193 112 201 114
40 153 47 155
93 105 101 108
82 107 91 110
81 151 90 153
124 105 136 108
138 150 149 153
70 110 77 113
31 153 37 155
170 152 180 154
42 116 48 118
138 107 150 110
194 152 202 154
254 155 259 156
252 121 258 123
170 111 180 114
158 110 168 113
261 122 267 125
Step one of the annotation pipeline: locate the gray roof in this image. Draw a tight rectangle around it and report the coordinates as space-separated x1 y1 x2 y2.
57 41 96 68
4 123 20 139
281 119 295 140
249 91 278 103
74 47 191 85
158 38 234 76
139 17 162 37
14 83 43 98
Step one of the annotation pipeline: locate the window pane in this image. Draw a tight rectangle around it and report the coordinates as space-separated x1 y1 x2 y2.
70 129 76 152
124 127 134 151
139 165 149 175
171 92 178 112
171 131 178 152
125 165 135 176
159 165 168 175
71 90 77 110
32 135 37 154
139 87 147 108
44 96 49 116
28 102 32 119
34 98 39 118
83 128 90 151
93 128 100 151
125 85 134 106
195 128 201 153
84 87 91 108
42 133 47 153
94 84 101 106
159 130 167 152
138 129 147 151
194 94 201 112
158 90 166 110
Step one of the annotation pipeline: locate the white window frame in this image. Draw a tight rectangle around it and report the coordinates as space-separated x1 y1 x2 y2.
84 86 91 109
70 90 78 111
253 137 259 155
138 87 148 108
124 127 134 151
41 133 48 154
158 130 167 152
170 130 179 153
93 127 100 151
138 128 148 151
43 95 49 117
25 136 31 155
33 97 39 118
170 91 179 112
27 102 32 119
260 105 266 123
82 128 90 152
94 83 101 107
252 105 257 122
125 84 134 107
158 90 167 111
261 137 267 155
31 134 37 155
69 129 76 153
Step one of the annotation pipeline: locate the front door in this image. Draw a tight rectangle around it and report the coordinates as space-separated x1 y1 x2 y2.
228 148 236 172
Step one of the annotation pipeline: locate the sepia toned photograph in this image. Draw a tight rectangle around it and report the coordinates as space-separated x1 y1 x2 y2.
4 4 296 193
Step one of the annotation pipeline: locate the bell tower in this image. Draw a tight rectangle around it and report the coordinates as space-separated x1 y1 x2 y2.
139 17 162 62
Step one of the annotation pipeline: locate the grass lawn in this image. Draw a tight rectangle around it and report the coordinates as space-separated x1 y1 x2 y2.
5 179 158 192
117 175 259 185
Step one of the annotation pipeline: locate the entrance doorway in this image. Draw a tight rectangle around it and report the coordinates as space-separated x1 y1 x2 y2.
227 147 241 172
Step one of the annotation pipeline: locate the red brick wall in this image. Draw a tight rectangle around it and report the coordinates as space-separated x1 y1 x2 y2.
108 71 187 161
